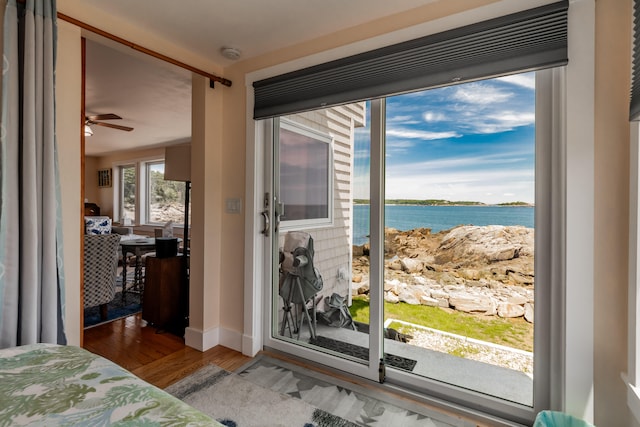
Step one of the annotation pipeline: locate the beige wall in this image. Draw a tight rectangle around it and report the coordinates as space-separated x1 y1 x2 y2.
57 20 83 346
593 0 631 425
83 156 99 204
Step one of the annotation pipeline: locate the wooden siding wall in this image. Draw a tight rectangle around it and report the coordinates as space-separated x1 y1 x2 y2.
281 102 366 304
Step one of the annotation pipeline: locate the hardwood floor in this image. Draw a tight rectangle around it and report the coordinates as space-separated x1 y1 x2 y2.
82 313 252 389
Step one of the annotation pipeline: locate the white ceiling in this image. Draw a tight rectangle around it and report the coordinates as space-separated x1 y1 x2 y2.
82 0 435 155
84 39 192 155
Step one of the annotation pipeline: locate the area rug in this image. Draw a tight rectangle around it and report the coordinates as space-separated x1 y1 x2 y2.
166 355 474 427
309 335 417 372
165 364 355 427
83 290 141 328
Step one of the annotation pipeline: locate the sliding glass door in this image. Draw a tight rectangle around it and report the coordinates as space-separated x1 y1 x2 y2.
263 70 554 422
380 74 538 407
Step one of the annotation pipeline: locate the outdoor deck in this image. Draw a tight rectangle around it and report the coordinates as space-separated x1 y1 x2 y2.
281 320 533 406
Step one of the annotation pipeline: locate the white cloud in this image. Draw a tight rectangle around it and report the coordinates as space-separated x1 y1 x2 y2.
387 140 416 149
496 74 535 90
354 149 535 203
388 115 414 122
383 168 534 204
469 112 535 134
396 151 530 171
387 128 459 140
423 111 447 122
354 149 370 159
453 83 513 105
489 112 535 126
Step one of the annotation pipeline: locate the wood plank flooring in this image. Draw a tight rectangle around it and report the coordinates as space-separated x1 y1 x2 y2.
82 313 252 389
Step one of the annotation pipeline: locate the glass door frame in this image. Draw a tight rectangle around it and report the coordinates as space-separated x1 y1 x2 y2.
376 70 558 423
261 107 384 384
257 69 561 425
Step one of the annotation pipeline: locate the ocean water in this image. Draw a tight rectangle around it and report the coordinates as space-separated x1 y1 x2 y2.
353 204 534 246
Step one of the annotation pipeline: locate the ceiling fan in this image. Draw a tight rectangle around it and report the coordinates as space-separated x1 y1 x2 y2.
85 113 134 135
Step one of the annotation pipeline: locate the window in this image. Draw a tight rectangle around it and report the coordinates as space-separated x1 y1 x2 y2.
119 164 136 223
114 159 189 226
146 161 189 225
628 121 640 422
628 2 640 422
277 118 333 228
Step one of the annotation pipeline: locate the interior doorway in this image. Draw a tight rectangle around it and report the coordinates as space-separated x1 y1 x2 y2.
80 33 192 339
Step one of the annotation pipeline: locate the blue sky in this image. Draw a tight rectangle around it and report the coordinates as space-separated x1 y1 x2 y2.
353 72 536 204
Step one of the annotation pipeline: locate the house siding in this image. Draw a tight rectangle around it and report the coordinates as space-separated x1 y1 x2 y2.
279 103 365 302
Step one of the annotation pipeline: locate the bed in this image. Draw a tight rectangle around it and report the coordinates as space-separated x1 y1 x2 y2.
0 343 221 426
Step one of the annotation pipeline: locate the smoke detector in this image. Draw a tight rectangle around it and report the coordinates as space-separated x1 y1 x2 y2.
220 47 241 60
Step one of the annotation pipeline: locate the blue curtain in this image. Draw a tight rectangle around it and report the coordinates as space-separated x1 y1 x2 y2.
0 0 66 347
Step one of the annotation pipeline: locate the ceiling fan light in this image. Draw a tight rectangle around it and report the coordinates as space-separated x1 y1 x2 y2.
84 124 93 137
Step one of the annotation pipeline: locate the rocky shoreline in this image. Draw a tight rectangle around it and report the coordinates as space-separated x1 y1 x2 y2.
352 224 535 323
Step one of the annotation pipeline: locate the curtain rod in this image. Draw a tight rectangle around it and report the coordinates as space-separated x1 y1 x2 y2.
47 9 231 88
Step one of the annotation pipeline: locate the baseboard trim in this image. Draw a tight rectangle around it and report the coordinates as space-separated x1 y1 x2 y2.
184 326 243 352
219 328 242 352
184 326 218 351
242 333 262 357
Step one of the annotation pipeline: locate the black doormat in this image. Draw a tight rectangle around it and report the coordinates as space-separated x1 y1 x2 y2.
309 335 417 372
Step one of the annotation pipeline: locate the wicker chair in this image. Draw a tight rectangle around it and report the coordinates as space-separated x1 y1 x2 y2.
84 234 121 321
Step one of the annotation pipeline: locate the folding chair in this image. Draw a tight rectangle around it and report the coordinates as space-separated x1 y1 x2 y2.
278 231 323 340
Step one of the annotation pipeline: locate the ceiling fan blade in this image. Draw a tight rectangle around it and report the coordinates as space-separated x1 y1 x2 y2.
93 122 134 132
86 113 122 121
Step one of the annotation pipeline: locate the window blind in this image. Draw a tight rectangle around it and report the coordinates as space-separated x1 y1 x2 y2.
631 0 640 121
253 1 568 120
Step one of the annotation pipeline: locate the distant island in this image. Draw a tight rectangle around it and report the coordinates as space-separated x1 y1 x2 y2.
353 199 533 207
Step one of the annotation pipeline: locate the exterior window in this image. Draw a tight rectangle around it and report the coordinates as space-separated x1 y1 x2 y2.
119 164 136 223
146 161 188 225
278 119 333 228
628 121 640 422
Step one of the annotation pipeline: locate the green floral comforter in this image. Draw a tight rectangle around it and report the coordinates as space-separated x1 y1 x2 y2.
0 344 221 426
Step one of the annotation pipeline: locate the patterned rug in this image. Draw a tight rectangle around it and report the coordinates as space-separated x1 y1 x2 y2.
166 355 474 427
166 364 353 427
84 269 143 328
83 290 141 328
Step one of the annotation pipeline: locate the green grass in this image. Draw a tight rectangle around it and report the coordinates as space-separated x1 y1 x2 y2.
448 344 482 358
349 296 532 352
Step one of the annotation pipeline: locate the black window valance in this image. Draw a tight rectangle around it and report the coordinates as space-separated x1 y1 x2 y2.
631 0 640 121
253 1 568 120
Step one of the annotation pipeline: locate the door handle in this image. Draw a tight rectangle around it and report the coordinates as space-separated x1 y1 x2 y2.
260 210 270 236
